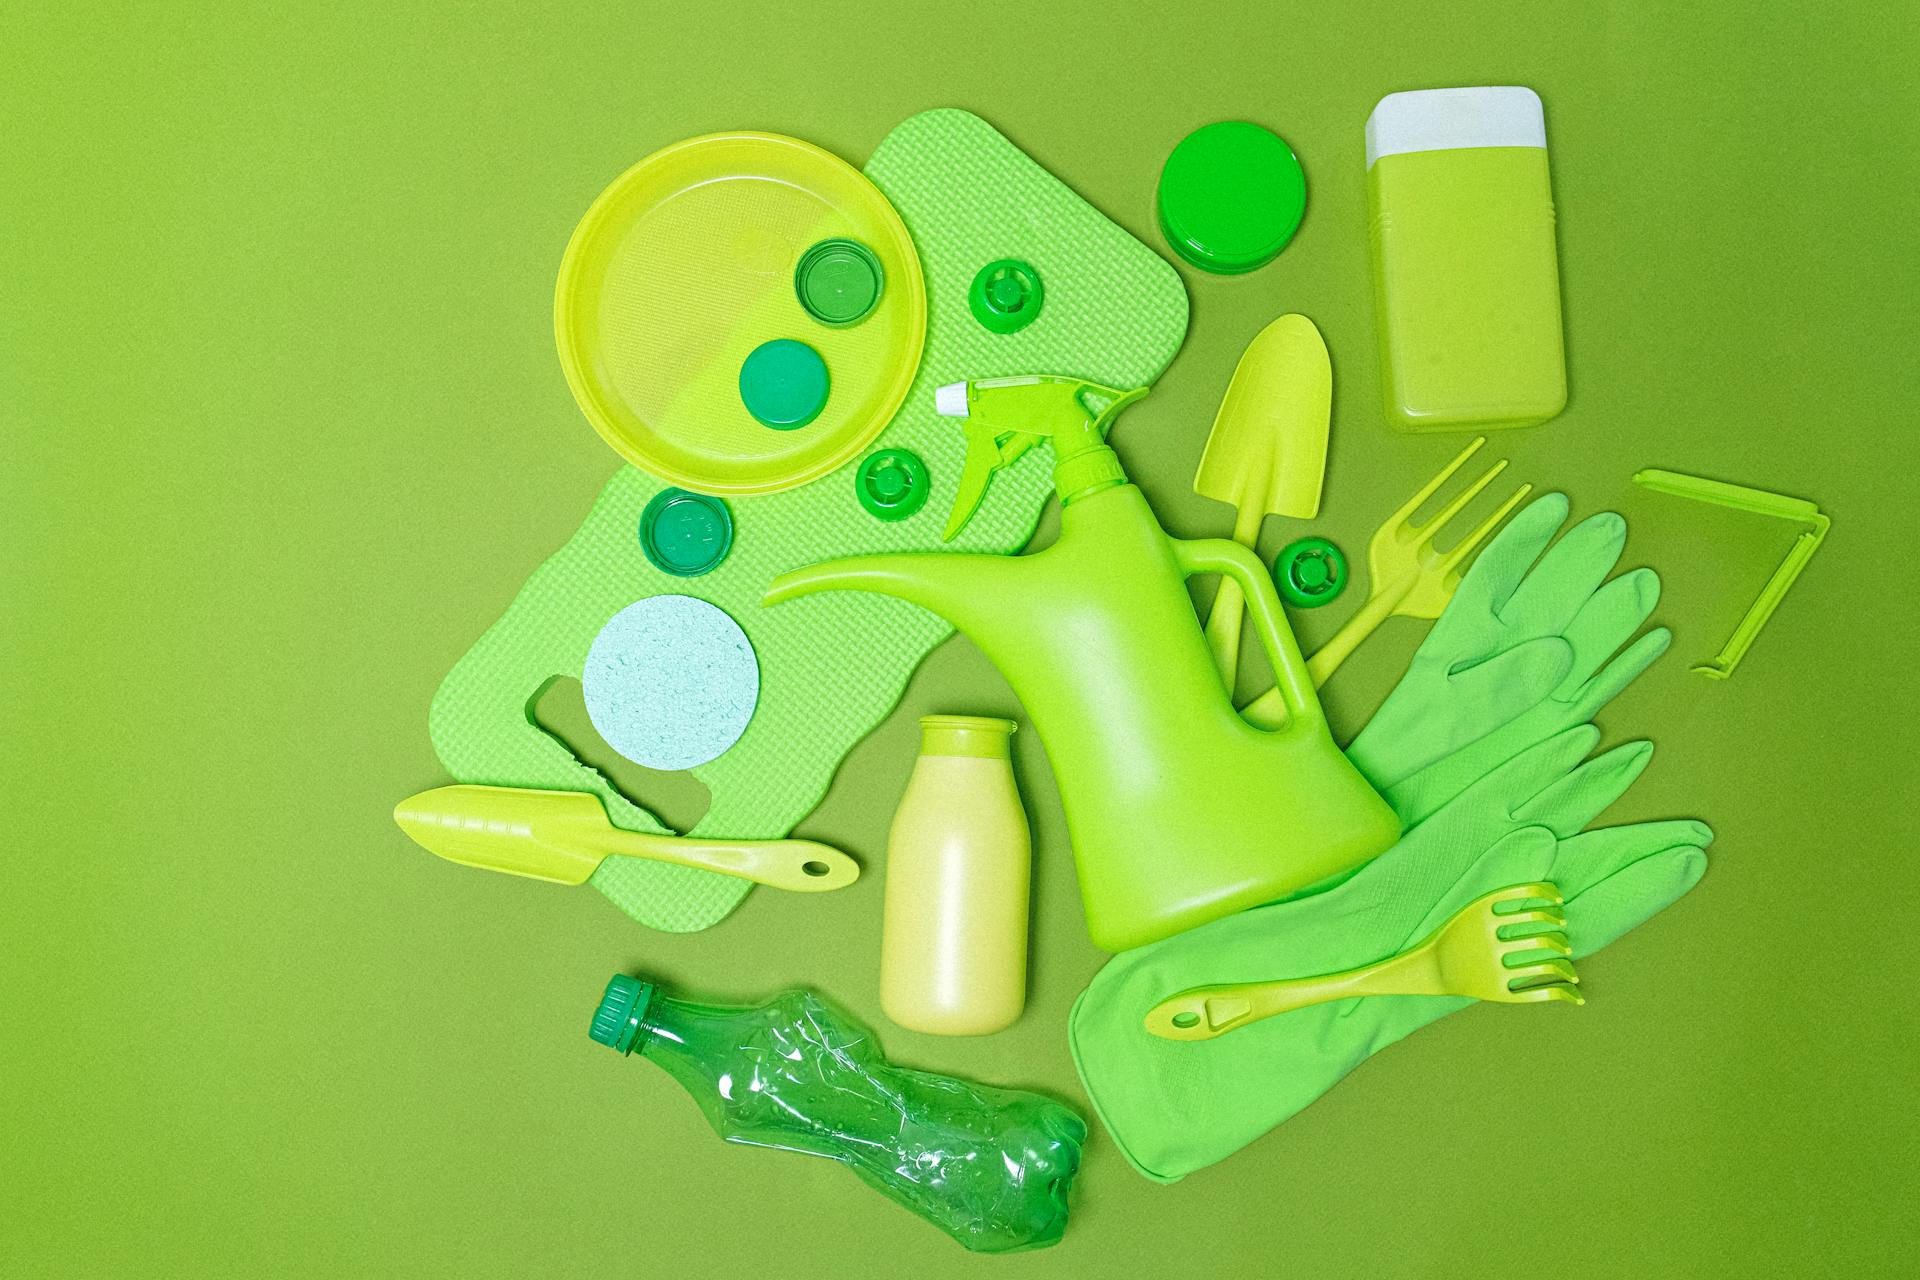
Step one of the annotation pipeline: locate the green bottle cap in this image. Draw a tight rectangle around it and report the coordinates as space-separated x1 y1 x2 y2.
968 259 1044 334
855 448 930 520
794 238 884 327
739 339 829 429
589 974 654 1054
1157 122 1306 274
638 488 733 577
1274 536 1348 608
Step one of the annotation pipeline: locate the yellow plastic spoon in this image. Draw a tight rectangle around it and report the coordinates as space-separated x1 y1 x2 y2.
394 784 859 893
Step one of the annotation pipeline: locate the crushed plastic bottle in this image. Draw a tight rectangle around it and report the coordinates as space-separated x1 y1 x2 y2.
588 974 1086 1252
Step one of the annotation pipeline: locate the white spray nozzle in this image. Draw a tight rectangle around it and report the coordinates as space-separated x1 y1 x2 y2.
935 382 971 418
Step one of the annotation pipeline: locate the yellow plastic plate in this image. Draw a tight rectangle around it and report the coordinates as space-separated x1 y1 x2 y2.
555 132 926 496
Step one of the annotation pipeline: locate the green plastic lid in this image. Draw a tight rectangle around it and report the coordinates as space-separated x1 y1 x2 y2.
855 448 929 520
794 238 884 327
739 339 829 429
1157 122 1306 274
638 488 733 576
968 259 1044 334
1274 536 1348 608
589 974 654 1054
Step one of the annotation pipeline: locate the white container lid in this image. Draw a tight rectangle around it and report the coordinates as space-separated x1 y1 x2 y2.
1366 86 1546 168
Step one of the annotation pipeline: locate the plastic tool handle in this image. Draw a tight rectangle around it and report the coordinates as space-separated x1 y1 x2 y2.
597 830 861 892
1144 945 1439 1041
1302 572 1417 686
1172 537 1317 730
1202 502 1267 684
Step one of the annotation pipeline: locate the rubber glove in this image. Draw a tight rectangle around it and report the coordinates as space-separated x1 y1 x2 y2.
1383 565 1669 826
1068 728 1711 1182
1342 493 1644 792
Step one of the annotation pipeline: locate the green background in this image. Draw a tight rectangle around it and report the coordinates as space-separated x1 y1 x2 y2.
5 2 1915 1276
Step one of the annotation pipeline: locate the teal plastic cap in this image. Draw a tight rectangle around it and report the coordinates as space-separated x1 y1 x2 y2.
589 974 654 1054
1158 122 1306 274
740 339 830 429
639 488 733 577
795 238 884 327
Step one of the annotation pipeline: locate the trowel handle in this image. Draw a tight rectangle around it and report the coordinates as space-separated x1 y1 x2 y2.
1171 538 1317 731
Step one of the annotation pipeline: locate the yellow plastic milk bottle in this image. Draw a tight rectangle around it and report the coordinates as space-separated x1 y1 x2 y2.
880 716 1030 1036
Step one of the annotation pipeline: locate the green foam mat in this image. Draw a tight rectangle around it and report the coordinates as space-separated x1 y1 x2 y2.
428 108 1188 931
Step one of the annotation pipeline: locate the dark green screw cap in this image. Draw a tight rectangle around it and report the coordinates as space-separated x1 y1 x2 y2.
589 974 654 1054
639 488 733 577
968 259 1044 334
856 448 930 520
1274 536 1348 608
795 238 883 327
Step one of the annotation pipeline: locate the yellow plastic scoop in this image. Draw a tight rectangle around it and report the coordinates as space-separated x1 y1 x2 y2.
394 785 859 893
1193 315 1331 684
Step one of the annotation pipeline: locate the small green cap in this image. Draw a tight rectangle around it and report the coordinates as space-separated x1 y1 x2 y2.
968 259 1044 334
740 339 830 429
1274 536 1348 608
589 974 654 1054
795 238 884 327
639 488 733 577
855 448 930 520
1157 122 1306 274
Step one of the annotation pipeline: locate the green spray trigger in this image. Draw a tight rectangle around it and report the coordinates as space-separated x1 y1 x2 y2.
939 376 1147 540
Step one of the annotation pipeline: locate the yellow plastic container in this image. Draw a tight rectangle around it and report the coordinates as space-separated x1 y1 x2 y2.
880 716 1030 1036
555 132 926 495
1366 87 1566 432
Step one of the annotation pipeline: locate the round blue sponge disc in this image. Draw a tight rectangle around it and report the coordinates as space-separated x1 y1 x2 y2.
582 596 760 770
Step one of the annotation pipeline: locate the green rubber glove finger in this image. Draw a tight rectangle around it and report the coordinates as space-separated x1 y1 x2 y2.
1445 491 1571 618
1563 842 1710 956
1509 739 1653 836
1344 495 1644 791
1362 727 1603 916
1344 637 1572 788
1552 819 1714 902
1384 573 1668 827
1494 510 1627 634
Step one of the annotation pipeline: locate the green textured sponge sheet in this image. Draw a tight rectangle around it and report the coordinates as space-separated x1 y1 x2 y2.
428 109 1189 932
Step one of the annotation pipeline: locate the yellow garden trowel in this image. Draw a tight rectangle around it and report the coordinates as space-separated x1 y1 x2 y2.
394 784 860 893
1194 314 1331 686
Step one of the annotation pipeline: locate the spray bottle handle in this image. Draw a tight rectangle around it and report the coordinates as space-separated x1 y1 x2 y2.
1170 538 1320 732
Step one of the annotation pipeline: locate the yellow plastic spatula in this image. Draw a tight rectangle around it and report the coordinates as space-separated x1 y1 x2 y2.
1193 314 1331 685
394 784 860 893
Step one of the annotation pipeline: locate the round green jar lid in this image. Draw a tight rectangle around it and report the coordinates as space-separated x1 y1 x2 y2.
855 448 930 520
1157 122 1306 274
739 338 829 429
1274 536 1348 608
638 487 733 576
794 238 883 327
968 259 1044 334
